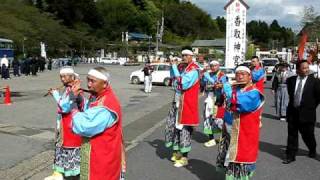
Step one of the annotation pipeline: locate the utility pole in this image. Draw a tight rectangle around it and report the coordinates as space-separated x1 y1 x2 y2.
125 31 129 61
156 20 159 56
22 37 26 58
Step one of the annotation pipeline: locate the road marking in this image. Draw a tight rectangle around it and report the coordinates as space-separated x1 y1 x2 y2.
125 118 166 151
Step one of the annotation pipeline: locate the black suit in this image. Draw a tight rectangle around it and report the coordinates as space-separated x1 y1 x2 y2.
286 74 320 157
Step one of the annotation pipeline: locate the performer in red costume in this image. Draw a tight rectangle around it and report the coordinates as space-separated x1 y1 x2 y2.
170 49 200 168
220 66 264 180
70 67 125 180
251 56 265 94
45 66 85 180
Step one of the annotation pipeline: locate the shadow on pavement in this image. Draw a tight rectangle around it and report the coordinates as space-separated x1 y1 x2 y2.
262 113 279 120
260 141 309 160
148 139 171 161
147 139 224 180
186 159 224 180
192 130 208 144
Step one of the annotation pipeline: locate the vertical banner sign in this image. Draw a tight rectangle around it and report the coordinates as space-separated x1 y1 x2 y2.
40 42 47 59
225 0 249 68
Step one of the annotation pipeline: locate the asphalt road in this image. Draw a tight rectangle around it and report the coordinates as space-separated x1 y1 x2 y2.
0 64 172 173
125 82 320 180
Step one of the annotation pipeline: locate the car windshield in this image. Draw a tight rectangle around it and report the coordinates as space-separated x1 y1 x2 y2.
220 68 234 74
263 60 278 66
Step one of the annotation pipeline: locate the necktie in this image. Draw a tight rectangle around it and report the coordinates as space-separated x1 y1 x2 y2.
294 78 303 107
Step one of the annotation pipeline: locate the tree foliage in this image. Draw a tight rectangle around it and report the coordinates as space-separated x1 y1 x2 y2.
45 0 103 29
0 0 103 57
247 20 294 48
1 0 297 58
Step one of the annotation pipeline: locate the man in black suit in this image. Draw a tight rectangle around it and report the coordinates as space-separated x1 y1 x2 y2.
283 60 320 164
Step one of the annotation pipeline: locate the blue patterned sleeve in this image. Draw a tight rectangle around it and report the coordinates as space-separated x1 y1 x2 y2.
181 70 199 90
52 90 61 102
220 75 228 83
203 72 215 84
72 106 116 137
252 69 265 82
52 90 72 113
223 83 232 100
236 90 262 113
171 64 180 77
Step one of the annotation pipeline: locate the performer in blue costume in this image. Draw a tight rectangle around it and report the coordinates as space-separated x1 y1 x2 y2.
165 62 187 165
169 49 200 168
45 67 84 180
216 66 264 180
202 60 228 147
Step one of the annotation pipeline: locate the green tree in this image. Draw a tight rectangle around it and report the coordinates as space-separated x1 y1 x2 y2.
216 16 226 32
96 0 138 40
45 0 103 29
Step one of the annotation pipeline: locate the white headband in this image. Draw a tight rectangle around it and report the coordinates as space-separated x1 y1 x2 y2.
88 69 109 81
235 66 251 74
60 67 74 75
210 60 220 65
182 49 194 56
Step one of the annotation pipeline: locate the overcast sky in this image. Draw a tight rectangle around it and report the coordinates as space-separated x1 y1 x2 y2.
189 0 320 31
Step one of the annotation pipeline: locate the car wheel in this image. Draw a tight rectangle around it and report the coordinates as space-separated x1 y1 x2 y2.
131 76 140 84
163 78 171 86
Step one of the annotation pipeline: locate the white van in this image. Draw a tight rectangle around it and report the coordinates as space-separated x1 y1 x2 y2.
130 63 171 86
262 58 279 80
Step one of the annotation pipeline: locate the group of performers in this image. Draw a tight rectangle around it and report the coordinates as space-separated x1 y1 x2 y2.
165 50 265 179
45 66 125 180
43 51 266 180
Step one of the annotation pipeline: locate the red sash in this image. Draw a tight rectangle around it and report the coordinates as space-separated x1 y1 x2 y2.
58 88 83 148
178 62 200 126
228 85 263 163
85 87 123 180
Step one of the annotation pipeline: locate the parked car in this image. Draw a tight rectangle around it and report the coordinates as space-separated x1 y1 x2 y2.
219 67 236 83
130 63 171 86
239 60 252 67
262 58 279 80
100 57 119 64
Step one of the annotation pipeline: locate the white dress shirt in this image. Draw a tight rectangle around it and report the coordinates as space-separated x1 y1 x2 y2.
0 57 8 67
294 75 308 104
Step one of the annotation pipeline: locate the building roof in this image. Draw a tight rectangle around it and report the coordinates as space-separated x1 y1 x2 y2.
0 38 13 43
191 39 226 47
224 0 250 10
128 32 151 41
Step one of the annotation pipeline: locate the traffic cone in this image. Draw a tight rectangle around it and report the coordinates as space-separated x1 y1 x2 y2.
4 85 11 105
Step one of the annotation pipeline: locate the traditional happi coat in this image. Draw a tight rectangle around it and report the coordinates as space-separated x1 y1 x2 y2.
72 87 123 180
171 62 200 126
203 70 227 120
251 66 265 94
226 84 264 164
52 87 84 148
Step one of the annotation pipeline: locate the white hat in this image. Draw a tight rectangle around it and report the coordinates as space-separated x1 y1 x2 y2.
210 60 220 65
60 66 74 75
88 69 110 82
181 49 194 56
235 66 251 74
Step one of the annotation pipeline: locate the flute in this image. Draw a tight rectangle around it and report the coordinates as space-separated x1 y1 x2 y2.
231 82 247 86
80 88 91 93
43 85 64 97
